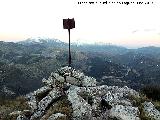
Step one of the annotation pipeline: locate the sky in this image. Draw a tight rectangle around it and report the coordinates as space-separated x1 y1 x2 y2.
0 0 160 48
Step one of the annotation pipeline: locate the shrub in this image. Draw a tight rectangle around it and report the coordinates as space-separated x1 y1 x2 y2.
142 85 160 101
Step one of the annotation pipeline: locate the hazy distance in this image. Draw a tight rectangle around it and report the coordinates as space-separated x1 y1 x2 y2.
0 0 160 48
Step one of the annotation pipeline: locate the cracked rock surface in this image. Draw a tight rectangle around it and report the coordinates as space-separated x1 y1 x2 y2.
143 102 160 120
14 66 160 120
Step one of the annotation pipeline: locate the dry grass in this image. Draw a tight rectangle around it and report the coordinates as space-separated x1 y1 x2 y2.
41 95 73 120
0 96 30 120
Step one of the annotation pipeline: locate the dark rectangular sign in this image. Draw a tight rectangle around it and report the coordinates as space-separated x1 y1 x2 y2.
63 18 75 29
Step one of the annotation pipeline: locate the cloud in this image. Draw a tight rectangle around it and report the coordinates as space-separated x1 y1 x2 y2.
132 30 139 34
144 29 156 32
132 28 158 34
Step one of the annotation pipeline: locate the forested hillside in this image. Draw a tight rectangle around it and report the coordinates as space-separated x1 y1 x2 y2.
1 38 160 99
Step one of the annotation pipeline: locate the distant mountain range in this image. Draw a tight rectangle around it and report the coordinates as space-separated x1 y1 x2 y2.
18 37 67 47
17 38 160 54
1 38 160 98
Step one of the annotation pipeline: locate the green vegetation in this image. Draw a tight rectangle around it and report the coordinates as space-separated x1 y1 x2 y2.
138 104 152 120
142 85 160 101
153 101 160 111
1 39 160 99
1 39 160 120
128 94 151 120
128 92 160 120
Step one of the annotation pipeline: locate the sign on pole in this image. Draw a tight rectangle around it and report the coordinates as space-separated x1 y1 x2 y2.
63 18 75 29
63 18 75 67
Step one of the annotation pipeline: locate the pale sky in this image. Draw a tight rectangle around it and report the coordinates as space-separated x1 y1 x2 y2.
0 0 160 48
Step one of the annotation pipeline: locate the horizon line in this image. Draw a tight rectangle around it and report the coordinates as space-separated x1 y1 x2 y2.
1 37 160 49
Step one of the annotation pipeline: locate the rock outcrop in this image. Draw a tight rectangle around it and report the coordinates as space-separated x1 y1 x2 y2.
109 105 140 120
14 66 160 120
143 102 160 120
47 113 67 120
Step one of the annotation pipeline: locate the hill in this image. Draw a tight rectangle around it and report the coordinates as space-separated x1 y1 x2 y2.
1 38 160 98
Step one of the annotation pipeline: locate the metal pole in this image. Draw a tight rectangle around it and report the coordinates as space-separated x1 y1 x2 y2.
63 18 74 67
68 28 71 67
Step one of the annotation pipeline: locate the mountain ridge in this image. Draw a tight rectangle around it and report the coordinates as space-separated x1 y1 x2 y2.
1 39 160 98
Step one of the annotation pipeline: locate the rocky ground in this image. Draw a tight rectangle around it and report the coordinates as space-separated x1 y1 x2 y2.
8 66 160 120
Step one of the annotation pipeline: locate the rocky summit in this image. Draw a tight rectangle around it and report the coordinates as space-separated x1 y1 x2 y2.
13 66 160 120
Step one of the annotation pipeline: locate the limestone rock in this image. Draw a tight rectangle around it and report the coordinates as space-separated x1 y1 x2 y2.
71 69 85 80
103 91 132 106
143 101 160 120
67 85 92 120
51 73 65 83
25 93 37 111
16 66 155 120
103 85 139 107
30 89 62 119
109 105 140 120
82 76 97 87
57 66 72 76
42 77 54 86
47 113 66 120
33 86 52 96
9 111 23 119
66 76 81 86
16 115 28 120
9 111 21 116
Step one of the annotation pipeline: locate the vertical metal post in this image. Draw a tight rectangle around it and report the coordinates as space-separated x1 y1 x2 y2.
63 18 75 67
68 28 71 67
